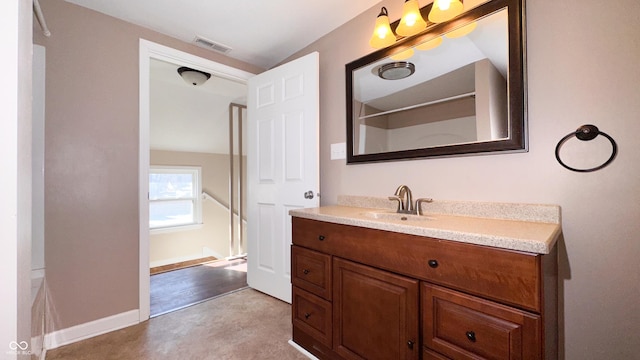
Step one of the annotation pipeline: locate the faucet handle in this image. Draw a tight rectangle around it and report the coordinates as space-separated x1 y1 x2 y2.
415 198 433 216
388 196 404 212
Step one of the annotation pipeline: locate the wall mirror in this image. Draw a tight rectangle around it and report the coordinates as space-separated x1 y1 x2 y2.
346 0 526 163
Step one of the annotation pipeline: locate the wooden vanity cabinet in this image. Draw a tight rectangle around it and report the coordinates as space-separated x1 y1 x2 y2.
291 217 557 360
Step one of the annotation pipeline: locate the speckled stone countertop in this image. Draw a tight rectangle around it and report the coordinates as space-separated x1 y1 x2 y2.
289 195 562 254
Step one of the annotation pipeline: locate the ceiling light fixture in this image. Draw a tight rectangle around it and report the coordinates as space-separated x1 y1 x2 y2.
396 0 427 37
177 66 211 86
378 61 416 80
428 0 464 23
369 7 396 49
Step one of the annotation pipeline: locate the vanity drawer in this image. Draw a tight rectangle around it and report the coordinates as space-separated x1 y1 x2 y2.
292 287 332 348
292 217 542 312
292 245 332 300
422 283 541 360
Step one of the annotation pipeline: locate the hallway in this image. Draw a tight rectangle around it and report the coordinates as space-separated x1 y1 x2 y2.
150 259 248 317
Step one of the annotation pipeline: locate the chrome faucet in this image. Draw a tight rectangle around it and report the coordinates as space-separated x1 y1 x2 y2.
388 185 433 215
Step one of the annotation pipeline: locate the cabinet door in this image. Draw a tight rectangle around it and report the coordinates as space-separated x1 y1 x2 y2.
333 258 419 360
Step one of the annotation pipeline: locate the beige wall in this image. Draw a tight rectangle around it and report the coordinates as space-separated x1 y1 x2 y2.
284 0 640 358
33 0 260 332
150 150 247 264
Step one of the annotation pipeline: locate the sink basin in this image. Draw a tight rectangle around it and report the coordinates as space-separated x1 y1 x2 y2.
361 211 433 222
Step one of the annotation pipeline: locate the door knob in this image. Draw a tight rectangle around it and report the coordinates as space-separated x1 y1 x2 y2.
304 191 315 199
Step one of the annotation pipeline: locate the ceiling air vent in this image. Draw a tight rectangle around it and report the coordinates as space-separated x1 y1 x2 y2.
193 36 232 54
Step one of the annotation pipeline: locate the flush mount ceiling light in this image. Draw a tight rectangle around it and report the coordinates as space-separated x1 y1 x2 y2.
378 61 416 80
428 0 464 23
177 66 211 86
396 0 427 37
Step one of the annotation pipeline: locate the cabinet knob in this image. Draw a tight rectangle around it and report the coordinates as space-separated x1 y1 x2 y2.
304 313 311 319
407 340 414 350
466 331 476 342
303 269 310 275
318 235 325 241
428 259 439 268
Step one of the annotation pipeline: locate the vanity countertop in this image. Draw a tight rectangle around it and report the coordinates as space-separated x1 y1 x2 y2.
289 196 562 254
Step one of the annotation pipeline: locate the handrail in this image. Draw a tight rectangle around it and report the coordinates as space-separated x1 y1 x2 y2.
201 191 246 223
33 0 51 37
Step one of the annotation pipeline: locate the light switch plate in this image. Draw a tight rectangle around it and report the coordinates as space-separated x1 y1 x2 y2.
331 142 346 160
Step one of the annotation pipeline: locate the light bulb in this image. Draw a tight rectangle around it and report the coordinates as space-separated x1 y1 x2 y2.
428 0 463 23
438 0 451 11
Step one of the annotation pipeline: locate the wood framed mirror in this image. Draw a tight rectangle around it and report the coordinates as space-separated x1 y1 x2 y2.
346 0 526 163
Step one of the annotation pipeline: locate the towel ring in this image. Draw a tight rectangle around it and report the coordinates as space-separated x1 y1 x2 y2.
555 124 617 173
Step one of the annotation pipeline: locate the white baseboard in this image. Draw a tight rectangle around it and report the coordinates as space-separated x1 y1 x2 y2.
45 309 139 350
288 339 319 360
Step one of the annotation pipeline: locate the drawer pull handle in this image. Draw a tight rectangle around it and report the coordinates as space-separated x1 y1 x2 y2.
318 235 325 241
428 259 439 268
304 313 311 319
466 331 476 342
407 340 414 350
303 269 310 275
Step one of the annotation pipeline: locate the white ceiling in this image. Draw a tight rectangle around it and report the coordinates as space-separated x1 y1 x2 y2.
64 0 381 69
149 59 248 154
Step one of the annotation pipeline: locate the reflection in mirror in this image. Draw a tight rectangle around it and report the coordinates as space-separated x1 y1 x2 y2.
346 0 526 163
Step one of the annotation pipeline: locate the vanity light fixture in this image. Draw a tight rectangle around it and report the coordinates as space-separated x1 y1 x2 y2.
177 66 211 86
369 7 396 49
369 0 468 49
428 0 464 23
396 0 427 37
378 61 416 80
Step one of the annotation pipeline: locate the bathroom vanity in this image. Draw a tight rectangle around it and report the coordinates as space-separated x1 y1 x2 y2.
289 196 560 359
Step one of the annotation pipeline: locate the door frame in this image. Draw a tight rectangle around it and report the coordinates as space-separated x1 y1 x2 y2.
138 39 254 321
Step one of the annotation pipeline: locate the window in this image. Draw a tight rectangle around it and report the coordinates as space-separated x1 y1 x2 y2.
149 166 202 230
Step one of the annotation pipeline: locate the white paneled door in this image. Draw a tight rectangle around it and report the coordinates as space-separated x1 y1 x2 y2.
247 52 319 303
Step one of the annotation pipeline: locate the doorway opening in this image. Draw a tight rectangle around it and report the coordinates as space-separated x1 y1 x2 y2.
139 39 254 321
147 60 248 316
